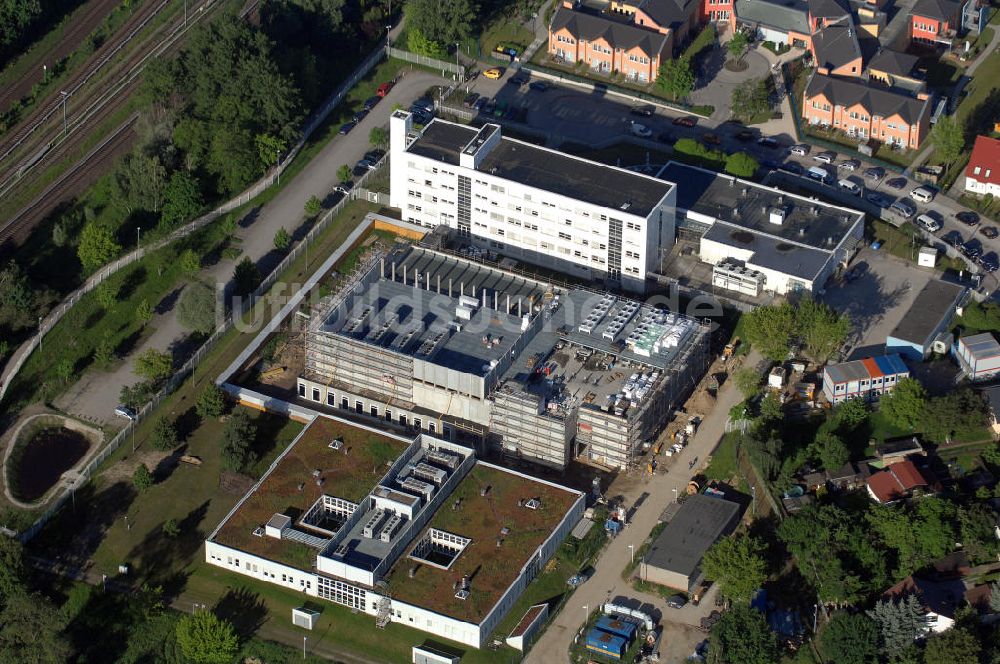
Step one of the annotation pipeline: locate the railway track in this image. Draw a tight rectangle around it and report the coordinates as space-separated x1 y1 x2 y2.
0 0 229 245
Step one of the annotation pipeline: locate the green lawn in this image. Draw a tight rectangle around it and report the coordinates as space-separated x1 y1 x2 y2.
479 19 534 58
705 431 740 481
682 23 717 61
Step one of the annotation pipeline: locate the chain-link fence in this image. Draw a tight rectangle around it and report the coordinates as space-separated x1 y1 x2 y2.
386 46 465 78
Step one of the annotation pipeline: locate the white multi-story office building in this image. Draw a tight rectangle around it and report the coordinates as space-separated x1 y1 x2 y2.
389 111 677 293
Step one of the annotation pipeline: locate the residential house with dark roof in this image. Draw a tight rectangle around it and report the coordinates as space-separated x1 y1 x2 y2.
547 0 700 82
875 435 925 465
883 575 963 633
807 0 851 31
803 70 933 148
866 460 930 503
809 20 863 76
867 49 924 93
965 135 1000 198
910 0 961 45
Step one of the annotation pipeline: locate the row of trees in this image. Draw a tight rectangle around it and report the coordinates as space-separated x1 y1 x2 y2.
880 378 988 443
405 0 476 58
672 138 760 178
741 297 850 363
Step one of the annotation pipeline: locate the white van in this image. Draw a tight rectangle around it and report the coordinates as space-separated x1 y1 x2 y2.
916 213 942 232
838 178 861 196
806 165 831 183
911 186 935 203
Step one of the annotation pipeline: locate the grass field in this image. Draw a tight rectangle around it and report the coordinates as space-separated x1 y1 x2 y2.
705 431 740 481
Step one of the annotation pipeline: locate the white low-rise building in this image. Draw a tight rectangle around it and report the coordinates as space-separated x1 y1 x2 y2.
659 162 865 295
205 414 585 649
389 111 677 293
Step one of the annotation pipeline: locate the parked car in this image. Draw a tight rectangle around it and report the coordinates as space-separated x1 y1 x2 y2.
789 143 810 156
364 149 384 162
483 98 496 115
981 226 999 239
352 109 368 122
736 129 755 142
779 162 803 175
910 185 936 203
757 136 779 149
567 574 586 588
864 166 885 180
838 178 862 196
376 81 394 97
702 133 721 146
354 158 374 173
528 80 550 91
338 121 356 134
956 211 980 226
667 595 688 609
807 165 831 183
813 150 837 164
473 97 488 111
866 191 892 207
630 105 655 117
979 252 999 272
885 176 907 190
890 198 916 218
114 405 137 420
463 92 480 108
412 97 435 113
916 213 942 233
963 239 984 260
334 182 353 195
656 130 676 145
509 72 529 85
363 96 380 111
839 158 860 171
673 116 697 127
630 122 652 138
943 230 964 247
484 67 503 79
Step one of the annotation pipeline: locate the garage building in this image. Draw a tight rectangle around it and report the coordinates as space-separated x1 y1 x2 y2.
885 279 965 360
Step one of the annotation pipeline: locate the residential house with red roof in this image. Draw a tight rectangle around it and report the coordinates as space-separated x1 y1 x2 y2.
866 460 929 503
965 135 1000 198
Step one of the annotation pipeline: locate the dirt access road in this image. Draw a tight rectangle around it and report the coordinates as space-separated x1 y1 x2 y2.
527 351 760 663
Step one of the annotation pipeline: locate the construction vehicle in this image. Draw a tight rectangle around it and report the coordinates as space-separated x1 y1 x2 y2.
723 337 740 358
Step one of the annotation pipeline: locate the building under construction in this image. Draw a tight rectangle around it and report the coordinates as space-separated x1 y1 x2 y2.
298 244 709 470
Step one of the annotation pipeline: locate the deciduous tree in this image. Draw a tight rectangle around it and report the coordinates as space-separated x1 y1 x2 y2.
741 302 796 361
135 348 173 382
922 628 980 664
795 297 850 363
160 171 204 230
406 0 476 46
133 464 154 492
221 407 257 472
879 378 926 430
701 534 768 601
77 223 122 273
197 385 226 419
656 57 695 101
274 227 291 251
930 115 964 170
304 195 322 217
369 126 388 148
819 612 879 664
734 367 762 399
151 416 178 451
727 30 750 64
811 431 850 471
707 604 778 664
175 611 239 664
0 591 71 663
725 151 759 178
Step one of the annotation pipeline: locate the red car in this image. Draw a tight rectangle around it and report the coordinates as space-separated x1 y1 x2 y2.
673 116 697 127
376 81 393 97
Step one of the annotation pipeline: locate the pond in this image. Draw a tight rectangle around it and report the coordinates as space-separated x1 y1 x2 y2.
11 426 91 503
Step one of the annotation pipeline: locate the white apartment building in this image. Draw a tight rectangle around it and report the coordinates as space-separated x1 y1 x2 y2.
389 111 678 293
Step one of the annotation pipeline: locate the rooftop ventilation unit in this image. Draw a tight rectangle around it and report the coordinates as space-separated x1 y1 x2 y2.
524 498 541 510
362 509 387 539
769 207 786 226
426 449 461 470
456 305 473 321
252 526 264 537
413 462 448 485
379 513 404 542
328 438 344 450
455 589 470 600
334 543 349 557
401 476 435 499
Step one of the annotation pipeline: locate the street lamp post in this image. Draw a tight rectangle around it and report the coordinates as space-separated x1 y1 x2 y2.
672 487 678 501
37 315 42 350
582 604 588 623
136 227 140 252
303 636 307 659
628 544 634 565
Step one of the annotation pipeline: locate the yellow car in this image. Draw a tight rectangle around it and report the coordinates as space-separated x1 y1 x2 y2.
484 68 503 80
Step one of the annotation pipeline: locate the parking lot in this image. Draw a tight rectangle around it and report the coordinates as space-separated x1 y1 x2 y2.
822 246 934 359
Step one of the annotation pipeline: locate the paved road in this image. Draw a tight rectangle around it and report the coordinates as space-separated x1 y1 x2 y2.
56 68 449 425
526 351 759 663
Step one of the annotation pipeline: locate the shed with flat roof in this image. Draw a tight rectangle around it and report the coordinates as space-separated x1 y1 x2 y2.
886 280 965 360
641 494 742 591
955 332 1000 381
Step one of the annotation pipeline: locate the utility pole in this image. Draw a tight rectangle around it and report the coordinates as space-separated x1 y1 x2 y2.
184 0 187 26
60 91 69 135
276 148 281 186
38 315 43 350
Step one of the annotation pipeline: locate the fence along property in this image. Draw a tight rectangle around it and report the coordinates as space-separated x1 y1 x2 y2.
14 156 390 542
0 39 390 407
385 45 465 79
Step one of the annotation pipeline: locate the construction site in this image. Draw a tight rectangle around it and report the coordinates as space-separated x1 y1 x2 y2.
291 242 712 472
